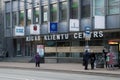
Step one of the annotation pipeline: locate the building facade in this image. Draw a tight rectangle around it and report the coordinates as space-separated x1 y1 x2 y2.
4 0 120 63
0 0 5 50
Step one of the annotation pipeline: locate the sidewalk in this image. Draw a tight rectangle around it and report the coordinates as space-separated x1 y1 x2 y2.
0 62 120 77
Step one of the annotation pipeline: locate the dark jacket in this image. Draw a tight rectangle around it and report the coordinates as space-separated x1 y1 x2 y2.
90 53 96 63
35 54 40 62
83 51 90 61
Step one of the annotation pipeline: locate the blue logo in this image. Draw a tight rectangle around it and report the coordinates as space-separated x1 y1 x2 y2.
50 23 57 33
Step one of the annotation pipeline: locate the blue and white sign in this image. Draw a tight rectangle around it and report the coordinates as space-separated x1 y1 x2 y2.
15 26 24 36
50 22 57 33
85 26 91 40
85 26 91 34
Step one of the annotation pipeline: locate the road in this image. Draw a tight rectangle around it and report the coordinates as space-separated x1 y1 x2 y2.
0 68 119 80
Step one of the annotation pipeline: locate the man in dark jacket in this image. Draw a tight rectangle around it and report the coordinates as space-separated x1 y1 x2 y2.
90 52 96 69
35 53 41 67
83 50 90 70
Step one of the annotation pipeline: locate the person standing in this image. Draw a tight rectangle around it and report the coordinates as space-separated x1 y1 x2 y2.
106 50 115 69
103 48 107 68
34 53 41 67
90 52 96 69
83 50 90 70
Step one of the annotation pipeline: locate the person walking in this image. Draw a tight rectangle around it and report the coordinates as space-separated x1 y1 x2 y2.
83 50 90 70
34 53 41 67
90 52 96 69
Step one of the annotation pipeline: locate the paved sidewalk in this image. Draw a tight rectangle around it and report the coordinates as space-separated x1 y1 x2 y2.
0 62 120 77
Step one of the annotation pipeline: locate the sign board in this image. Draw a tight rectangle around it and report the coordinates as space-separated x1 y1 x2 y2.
49 22 58 33
70 19 79 31
85 26 91 40
15 26 24 36
94 16 105 29
30 24 40 35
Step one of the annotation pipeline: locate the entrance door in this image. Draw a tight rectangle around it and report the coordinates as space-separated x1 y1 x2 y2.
25 42 36 56
16 40 23 56
25 43 32 56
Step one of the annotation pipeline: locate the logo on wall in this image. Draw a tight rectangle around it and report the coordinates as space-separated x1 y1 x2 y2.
30 24 40 35
50 22 57 33
33 25 37 31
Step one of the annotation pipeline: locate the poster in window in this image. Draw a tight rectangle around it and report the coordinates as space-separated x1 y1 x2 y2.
37 45 44 57
44 12 48 21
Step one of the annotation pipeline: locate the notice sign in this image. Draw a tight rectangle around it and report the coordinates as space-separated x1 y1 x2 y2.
37 45 44 57
49 22 58 33
30 24 40 35
70 19 79 31
15 26 24 36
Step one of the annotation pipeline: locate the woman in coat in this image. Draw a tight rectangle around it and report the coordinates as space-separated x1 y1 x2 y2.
35 53 41 67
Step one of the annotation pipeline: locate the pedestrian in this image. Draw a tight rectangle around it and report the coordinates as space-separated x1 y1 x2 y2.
106 50 115 69
103 48 107 68
90 52 96 69
83 50 90 70
34 52 41 67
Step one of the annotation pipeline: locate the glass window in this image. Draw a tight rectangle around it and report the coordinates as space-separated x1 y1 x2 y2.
57 41 70 47
19 11 24 26
26 9 32 26
45 53 57 57
6 13 10 28
5 2 11 12
70 0 78 19
26 0 32 9
33 8 39 24
81 0 90 18
71 53 81 58
59 1 67 21
33 0 39 7
19 0 24 10
50 4 57 22
45 41 56 47
41 6 48 23
12 12 17 26
108 0 120 14
93 0 105 16
12 0 18 11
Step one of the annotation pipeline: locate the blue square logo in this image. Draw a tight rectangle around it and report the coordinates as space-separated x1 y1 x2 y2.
50 23 57 33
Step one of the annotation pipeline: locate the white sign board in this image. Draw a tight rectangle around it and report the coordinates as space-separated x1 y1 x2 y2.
15 26 24 36
30 24 40 35
69 19 79 31
94 16 105 29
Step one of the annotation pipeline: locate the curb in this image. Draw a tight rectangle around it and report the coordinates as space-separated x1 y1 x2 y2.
0 66 120 78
